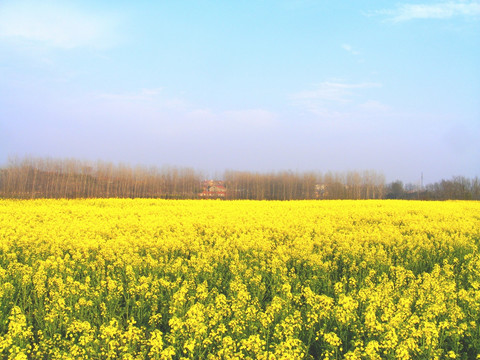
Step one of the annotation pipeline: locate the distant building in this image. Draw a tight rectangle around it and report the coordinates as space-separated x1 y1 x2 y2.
199 180 226 198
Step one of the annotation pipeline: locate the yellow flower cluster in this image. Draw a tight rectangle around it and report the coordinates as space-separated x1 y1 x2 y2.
0 199 479 359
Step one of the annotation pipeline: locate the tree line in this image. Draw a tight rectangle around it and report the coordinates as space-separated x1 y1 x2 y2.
224 170 385 200
0 157 201 199
385 177 480 200
0 156 478 200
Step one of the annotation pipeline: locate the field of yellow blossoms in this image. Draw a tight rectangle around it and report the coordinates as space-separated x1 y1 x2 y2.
0 199 479 359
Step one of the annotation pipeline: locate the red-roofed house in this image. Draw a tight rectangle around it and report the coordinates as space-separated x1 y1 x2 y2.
199 180 226 198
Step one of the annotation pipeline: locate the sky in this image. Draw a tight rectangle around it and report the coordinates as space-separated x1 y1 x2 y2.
1 0 479 183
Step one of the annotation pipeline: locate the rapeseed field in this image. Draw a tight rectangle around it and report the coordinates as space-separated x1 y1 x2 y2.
0 199 479 359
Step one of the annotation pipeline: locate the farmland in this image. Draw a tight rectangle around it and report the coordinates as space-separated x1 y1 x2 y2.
0 199 479 359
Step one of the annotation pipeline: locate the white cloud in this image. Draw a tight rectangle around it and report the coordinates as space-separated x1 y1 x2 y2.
94 88 191 117
97 88 163 102
222 109 277 128
94 89 276 132
341 44 360 55
0 0 119 49
360 100 390 112
187 109 215 121
292 82 381 103
290 81 384 119
186 108 277 129
374 1 480 22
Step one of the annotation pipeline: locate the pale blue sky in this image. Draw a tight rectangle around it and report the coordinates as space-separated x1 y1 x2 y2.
1 0 479 183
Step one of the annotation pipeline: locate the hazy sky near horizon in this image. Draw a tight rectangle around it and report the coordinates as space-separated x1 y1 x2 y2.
1 0 479 183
